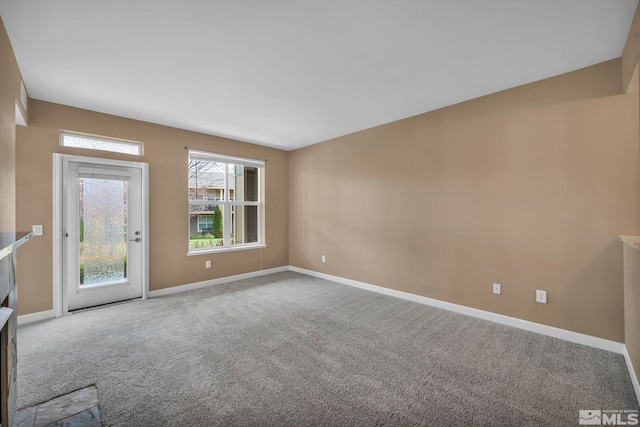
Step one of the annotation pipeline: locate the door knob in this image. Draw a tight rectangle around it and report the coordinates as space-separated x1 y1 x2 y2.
129 237 141 242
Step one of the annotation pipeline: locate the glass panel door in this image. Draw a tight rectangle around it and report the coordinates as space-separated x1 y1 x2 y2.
64 160 144 311
78 177 128 287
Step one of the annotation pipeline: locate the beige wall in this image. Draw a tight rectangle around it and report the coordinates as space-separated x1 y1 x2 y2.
621 6 640 390
289 59 639 342
622 3 640 93
0 16 22 232
15 101 289 315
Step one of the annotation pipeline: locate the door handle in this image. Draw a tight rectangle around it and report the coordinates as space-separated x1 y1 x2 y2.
129 237 141 243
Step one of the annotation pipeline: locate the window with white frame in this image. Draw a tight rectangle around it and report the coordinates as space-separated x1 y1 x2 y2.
61 132 143 156
197 215 214 232
188 150 263 252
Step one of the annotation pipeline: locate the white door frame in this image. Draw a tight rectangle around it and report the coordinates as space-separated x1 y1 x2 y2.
53 153 149 316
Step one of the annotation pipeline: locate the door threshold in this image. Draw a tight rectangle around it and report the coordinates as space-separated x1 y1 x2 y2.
68 297 142 314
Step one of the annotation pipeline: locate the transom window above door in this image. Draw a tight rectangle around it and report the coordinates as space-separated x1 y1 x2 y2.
188 150 264 254
61 132 143 156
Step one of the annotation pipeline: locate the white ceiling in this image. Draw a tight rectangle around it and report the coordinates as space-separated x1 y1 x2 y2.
0 1 637 151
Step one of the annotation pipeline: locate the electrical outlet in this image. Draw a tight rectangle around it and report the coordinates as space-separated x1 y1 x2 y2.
205 260 211 269
536 290 547 304
492 283 501 295
32 225 43 236
321 255 326 263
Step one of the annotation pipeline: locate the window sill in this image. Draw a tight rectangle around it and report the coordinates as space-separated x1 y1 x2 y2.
187 244 266 256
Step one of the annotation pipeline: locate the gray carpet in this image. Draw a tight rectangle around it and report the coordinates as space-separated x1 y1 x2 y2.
17 272 639 426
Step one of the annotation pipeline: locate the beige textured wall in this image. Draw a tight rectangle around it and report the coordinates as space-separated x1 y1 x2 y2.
622 11 640 388
15 101 289 315
0 17 21 232
289 59 639 342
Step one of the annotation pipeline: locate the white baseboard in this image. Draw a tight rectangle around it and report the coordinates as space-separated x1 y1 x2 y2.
18 266 626 357
17 267 289 324
289 266 625 355
623 346 640 407
17 309 55 325
148 266 289 298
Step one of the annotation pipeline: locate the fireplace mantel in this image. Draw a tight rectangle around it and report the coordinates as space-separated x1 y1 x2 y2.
0 231 31 427
0 232 32 262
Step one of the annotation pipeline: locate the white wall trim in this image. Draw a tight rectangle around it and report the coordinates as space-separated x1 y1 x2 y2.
17 310 55 326
141 162 150 300
289 266 625 354
37 262 631 357
624 346 640 407
52 154 63 318
148 266 289 298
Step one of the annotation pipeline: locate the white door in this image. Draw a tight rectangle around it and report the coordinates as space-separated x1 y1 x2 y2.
63 160 144 310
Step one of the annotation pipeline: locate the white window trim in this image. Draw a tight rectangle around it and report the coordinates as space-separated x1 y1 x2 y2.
187 243 267 256
188 150 264 254
189 150 264 168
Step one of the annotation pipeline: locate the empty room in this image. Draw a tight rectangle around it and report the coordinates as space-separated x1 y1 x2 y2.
1 1 640 426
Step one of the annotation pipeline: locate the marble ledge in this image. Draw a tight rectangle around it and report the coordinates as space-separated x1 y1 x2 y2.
620 235 640 250
0 231 33 261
